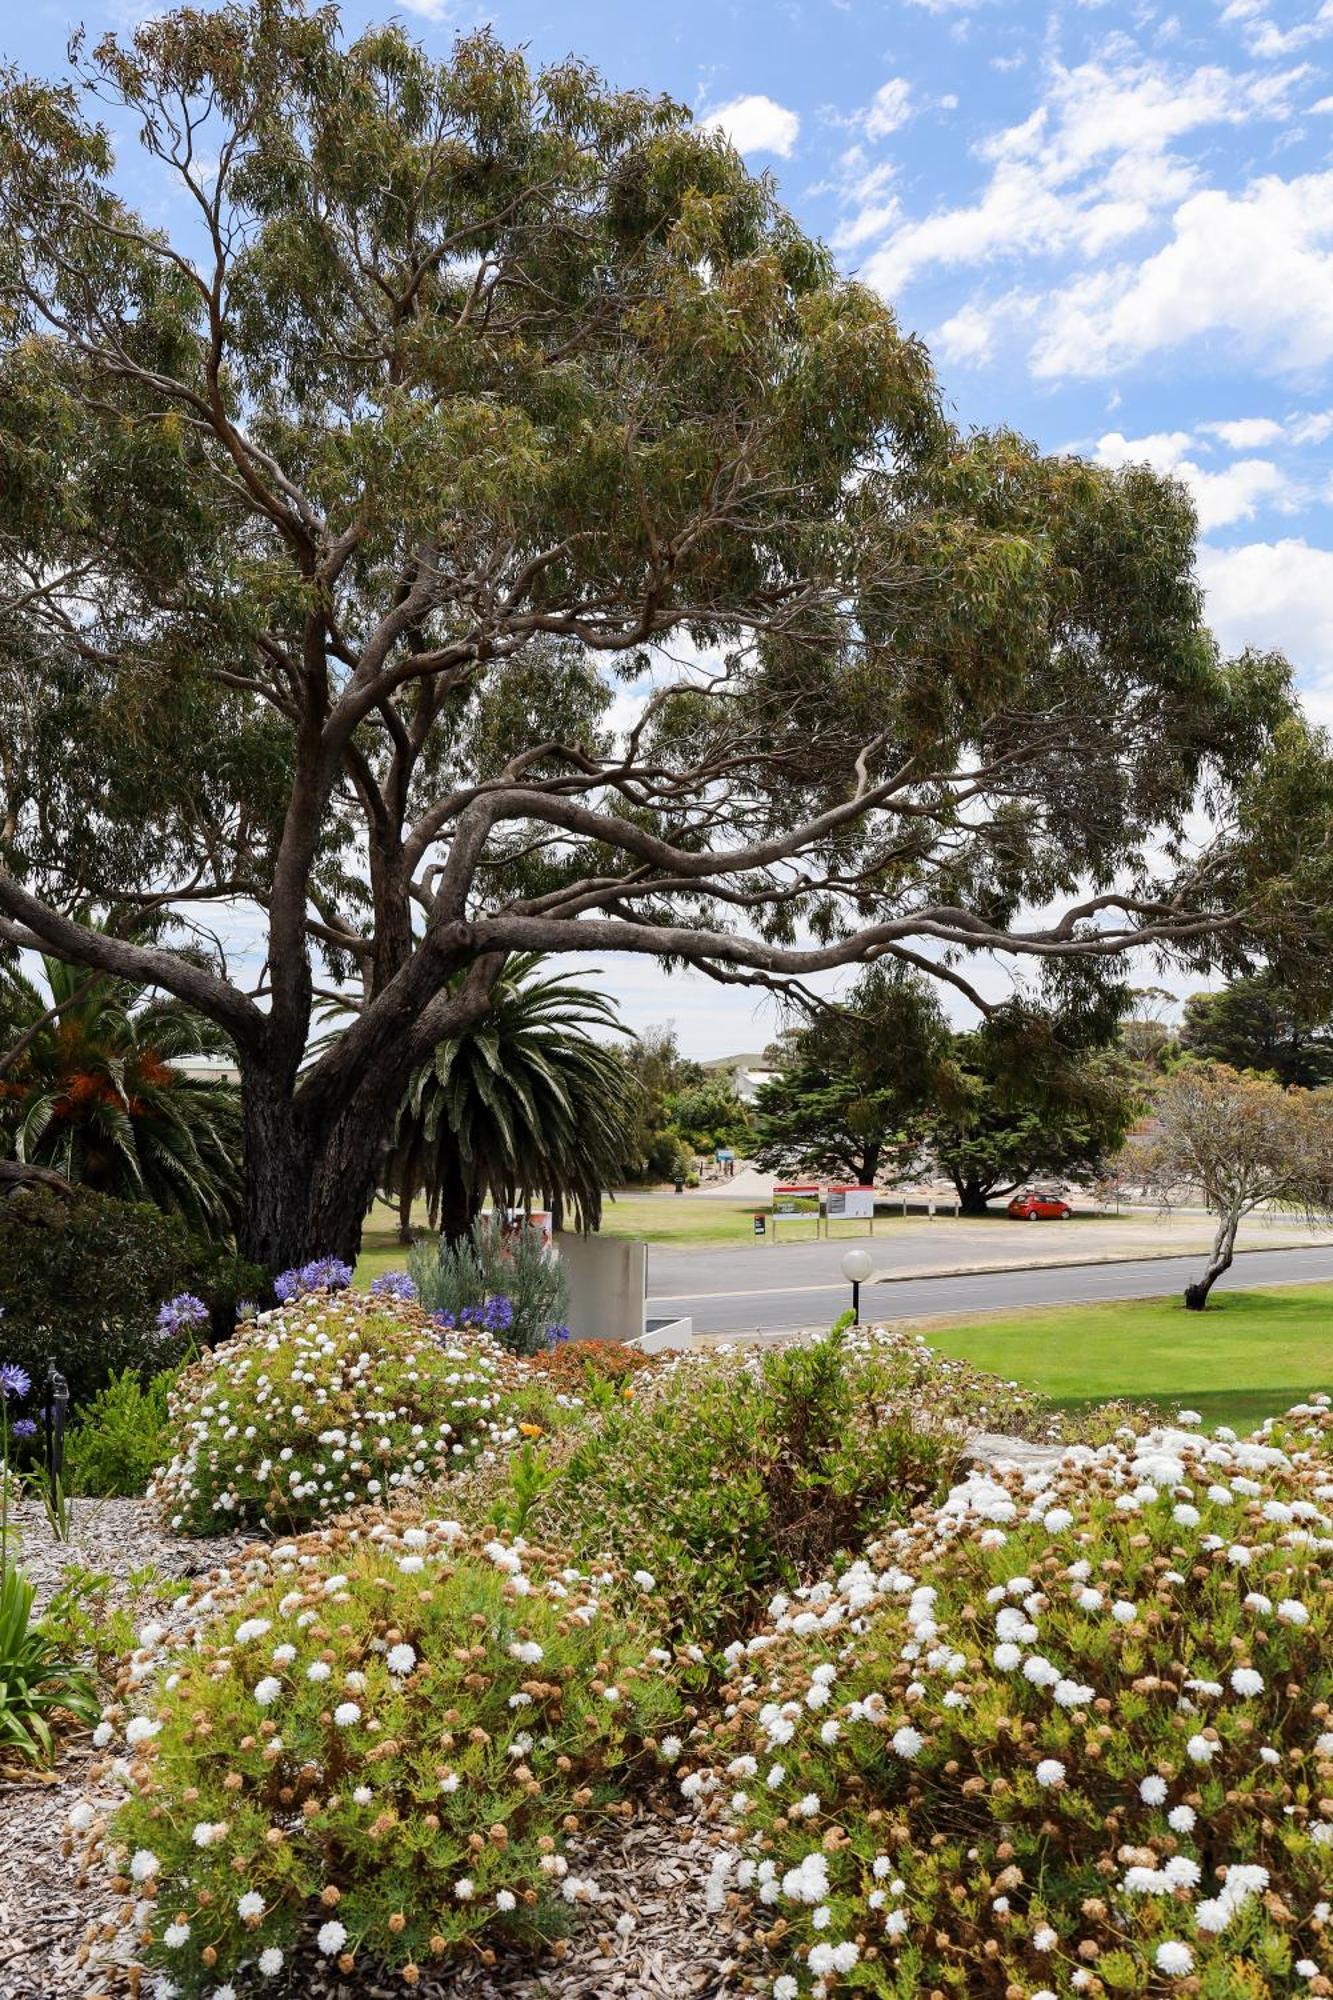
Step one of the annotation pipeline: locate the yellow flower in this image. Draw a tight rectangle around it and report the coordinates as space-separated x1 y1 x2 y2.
518 1423 545 1440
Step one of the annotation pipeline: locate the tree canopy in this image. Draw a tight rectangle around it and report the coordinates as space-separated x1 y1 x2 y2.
1178 974 1333 1089
1138 1062 1333 1309
1 2 1327 1266
920 1027 1141 1214
752 965 956 1186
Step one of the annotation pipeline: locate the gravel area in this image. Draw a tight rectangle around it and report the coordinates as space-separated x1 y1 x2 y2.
0 1501 744 2000
5 1494 251 1616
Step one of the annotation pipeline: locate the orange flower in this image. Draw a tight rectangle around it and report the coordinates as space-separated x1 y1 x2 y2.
518 1423 545 1440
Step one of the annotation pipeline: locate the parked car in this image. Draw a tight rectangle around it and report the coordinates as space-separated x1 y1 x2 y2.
1007 1189 1073 1221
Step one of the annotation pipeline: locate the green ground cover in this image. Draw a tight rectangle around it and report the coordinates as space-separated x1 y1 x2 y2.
921 1283 1333 1434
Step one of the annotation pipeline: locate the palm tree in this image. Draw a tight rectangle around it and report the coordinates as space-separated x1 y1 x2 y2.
0 954 243 1237
382 957 639 1243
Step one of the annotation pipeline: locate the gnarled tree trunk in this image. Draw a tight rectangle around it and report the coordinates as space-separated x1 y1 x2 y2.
1183 1206 1241 1311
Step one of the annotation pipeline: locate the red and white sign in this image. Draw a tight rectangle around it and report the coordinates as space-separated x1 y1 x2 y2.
826 1185 875 1220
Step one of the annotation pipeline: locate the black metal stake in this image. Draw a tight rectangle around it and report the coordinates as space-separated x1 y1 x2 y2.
44 1363 69 1493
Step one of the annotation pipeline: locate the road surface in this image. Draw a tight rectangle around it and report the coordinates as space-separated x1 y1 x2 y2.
647 1243 1333 1338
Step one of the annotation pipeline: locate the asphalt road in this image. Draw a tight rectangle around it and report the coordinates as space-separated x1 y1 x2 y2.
647 1243 1333 1337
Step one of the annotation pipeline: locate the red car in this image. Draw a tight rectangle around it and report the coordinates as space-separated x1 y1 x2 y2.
1007 1189 1073 1221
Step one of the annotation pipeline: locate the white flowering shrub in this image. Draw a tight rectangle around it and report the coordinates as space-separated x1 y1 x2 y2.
149 1290 527 1534
696 1399 1333 1997
80 1510 684 1992
529 1328 1050 1652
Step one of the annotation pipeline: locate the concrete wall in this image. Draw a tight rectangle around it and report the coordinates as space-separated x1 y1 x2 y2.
558 1235 647 1344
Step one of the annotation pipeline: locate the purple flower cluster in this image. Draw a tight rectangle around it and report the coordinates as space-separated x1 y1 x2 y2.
0 1361 31 1401
432 1295 514 1337
0 1360 35 1436
369 1271 418 1303
155 1292 210 1340
273 1257 355 1303
545 1324 572 1347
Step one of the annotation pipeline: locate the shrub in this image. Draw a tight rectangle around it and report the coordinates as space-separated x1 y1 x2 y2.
0 1185 263 1407
529 1330 996 1651
84 1511 683 1993
149 1290 526 1535
62 1367 180 1497
702 1397 1333 1998
409 1218 569 1357
527 1337 660 1394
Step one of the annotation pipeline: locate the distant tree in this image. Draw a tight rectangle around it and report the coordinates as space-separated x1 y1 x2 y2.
1138 1062 1333 1309
920 1033 1141 1215
668 1079 752 1157
0 953 241 1237
1118 986 1179 1071
382 957 637 1242
753 967 956 1186
1178 975 1333 1088
615 1027 704 1183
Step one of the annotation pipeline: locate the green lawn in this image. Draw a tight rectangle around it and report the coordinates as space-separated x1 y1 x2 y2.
922 1284 1333 1434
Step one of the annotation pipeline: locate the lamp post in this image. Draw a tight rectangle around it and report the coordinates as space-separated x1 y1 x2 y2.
841 1247 874 1326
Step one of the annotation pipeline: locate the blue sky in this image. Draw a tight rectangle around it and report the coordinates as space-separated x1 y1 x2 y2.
7 0 1333 1053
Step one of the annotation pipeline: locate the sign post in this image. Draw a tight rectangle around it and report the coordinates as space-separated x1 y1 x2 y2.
771 1184 820 1240
825 1186 876 1232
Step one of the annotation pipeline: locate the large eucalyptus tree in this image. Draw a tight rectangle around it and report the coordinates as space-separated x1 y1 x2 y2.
0 3 1327 1266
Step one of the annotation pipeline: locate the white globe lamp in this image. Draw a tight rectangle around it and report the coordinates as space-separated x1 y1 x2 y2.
841 1246 874 1324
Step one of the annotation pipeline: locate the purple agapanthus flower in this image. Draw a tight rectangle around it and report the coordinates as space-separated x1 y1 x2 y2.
431 1309 457 1331
482 1294 514 1334
545 1324 571 1347
273 1257 355 1303
369 1271 417 1303
10 1418 36 1439
0 1362 31 1400
156 1292 210 1339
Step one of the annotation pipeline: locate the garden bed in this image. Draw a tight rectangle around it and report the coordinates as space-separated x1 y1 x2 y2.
0 1500 739 2000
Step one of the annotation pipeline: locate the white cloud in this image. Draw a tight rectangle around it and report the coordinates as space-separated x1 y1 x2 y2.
701 93 800 158
933 300 1000 365
1289 409 1333 443
1186 459 1293 530
858 54 1303 300
825 152 901 251
864 78 913 138
1092 430 1294 530
1219 0 1333 59
1198 537 1333 722
831 200 902 252
1093 428 1194 470
1198 416 1286 449
1032 171 1333 378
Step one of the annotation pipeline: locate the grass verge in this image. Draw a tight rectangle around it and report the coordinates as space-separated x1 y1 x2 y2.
921 1283 1333 1434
